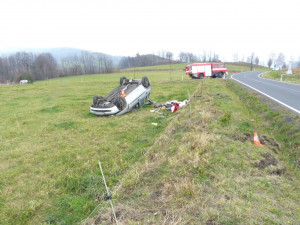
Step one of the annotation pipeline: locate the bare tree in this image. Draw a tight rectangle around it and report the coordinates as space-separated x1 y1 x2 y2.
255 56 259 65
267 58 272 68
80 51 96 74
233 53 239 62
102 55 113 73
166 51 173 61
269 52 276 68
247 52 255 71
0 57 10 82
61 55 83 76
212 52 220 62
178 52 185 62
33 53 58 80
202 51 207 62
275 52 285 69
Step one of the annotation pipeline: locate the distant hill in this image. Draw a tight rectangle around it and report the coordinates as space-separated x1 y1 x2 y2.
0 47 122 65
119 53 180 69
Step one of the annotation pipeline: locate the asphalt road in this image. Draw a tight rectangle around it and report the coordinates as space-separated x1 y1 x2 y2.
231 71 300 115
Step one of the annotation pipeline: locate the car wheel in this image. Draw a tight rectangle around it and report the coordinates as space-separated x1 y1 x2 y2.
141 76 150 87
115 96 126 110
120 76 126 85
93 96 98 105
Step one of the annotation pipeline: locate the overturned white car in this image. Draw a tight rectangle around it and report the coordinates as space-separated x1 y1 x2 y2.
90 76 151 116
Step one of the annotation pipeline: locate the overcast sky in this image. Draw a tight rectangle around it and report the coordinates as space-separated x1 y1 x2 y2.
1 0 299 63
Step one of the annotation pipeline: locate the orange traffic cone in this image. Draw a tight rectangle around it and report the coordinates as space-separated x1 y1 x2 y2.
121 89 126 97
253 132 264 146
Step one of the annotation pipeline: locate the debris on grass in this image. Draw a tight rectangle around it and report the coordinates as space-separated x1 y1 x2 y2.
255 153 278 169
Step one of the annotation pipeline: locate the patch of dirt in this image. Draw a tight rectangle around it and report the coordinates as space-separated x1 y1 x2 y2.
194 95 203 98
206 218 221 225
224 194 231 200
227 132 251 143
260 135 280 154
215 93 229 98
150 190 162 200
255 153 278 169
296 158 300 168
285 116 294 123
269 167 286 176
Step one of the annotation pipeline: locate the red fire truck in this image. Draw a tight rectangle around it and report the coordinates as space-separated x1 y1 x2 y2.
185 62 228 79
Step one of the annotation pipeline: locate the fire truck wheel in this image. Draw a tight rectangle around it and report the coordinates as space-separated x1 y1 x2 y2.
199 73 204 79
218 72 223 78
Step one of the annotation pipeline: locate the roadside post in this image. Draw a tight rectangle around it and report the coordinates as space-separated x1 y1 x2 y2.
98 160 119 225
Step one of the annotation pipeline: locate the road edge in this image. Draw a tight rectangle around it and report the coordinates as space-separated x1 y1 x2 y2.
231 73 300 115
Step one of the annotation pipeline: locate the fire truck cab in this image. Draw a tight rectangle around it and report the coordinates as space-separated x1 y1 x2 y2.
185 62 227 79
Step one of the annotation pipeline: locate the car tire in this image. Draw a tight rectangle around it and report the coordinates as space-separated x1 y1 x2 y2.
141 76 150 87
120 76 126 85
115 96 126 110
93 96 98 105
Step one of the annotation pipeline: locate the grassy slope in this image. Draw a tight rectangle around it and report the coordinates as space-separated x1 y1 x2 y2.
0 70 198 224
93 79 300 224
263 69 300 84
0 62 295 224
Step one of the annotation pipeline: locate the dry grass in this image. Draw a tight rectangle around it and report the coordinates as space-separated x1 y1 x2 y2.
92 79 300 224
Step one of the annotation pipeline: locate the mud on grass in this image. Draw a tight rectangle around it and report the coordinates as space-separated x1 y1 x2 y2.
92 79 300 224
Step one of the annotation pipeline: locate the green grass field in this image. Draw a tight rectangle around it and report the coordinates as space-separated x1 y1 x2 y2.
1 63 298 224
0 70 198 224
263 69 300 84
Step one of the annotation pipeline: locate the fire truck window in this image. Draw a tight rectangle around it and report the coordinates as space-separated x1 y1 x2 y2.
215 64 218 68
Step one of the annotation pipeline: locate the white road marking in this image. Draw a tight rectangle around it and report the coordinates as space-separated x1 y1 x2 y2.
231 73 300 115
242 73 300 94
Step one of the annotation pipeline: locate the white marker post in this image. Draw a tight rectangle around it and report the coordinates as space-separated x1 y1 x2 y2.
98 160 119 225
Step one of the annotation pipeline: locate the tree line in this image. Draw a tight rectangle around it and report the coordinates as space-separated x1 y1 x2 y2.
1 49 298 83
118 51 222 70
118 53 180 69
0 51 114 83
0 52 56 83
